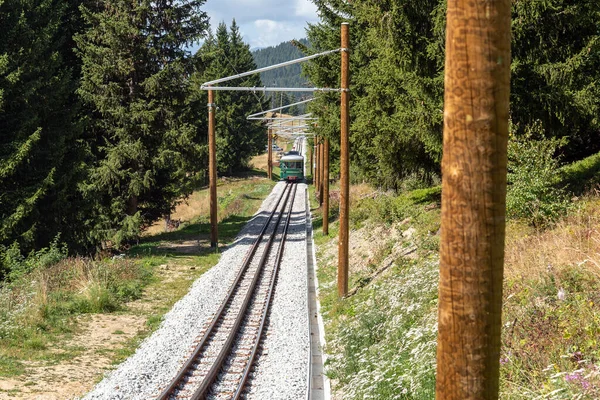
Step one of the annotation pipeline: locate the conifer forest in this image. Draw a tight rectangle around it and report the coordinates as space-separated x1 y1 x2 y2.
1 0 267 272
2 0 600 280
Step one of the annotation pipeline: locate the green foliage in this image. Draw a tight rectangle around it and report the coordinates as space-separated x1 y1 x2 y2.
0 236 68 282
0 0 89 254
507 122 570 227
558 151 600 195
304 0 446 190
511 0 600 162
305 0 600 191
195 21 268 175
75 0 210 248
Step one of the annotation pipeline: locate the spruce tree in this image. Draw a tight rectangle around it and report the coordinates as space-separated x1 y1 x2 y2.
198 20 268 175
0 0 88 259
76 0 209 247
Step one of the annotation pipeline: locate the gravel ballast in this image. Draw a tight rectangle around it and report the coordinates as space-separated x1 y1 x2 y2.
245 183 309 400
83 181 310 400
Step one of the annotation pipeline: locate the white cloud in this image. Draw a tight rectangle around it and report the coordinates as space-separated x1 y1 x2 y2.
202 0 319 48
295 0 318 18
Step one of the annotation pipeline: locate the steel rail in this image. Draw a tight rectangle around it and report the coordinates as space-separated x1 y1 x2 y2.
191 184 296 399
157 184 291 400
233 183 298 399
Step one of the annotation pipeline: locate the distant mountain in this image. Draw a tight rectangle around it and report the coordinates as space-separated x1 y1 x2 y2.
252 39 311 114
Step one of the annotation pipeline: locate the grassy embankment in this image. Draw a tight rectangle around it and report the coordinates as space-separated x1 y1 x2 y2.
312 153 600 399
0 168 275 396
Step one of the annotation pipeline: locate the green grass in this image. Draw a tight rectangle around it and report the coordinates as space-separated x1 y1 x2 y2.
310 183 440 399
558 151 600 194
0 171 276 382
313 178 600 399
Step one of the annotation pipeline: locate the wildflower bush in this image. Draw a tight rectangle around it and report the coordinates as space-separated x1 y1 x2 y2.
315 181 600 400
326 259 439 399
501 264 600 398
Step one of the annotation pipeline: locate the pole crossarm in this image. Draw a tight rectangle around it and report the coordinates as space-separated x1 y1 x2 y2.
247 99 315 119
274 126 310 132
201 48 341 87
199 86 342 93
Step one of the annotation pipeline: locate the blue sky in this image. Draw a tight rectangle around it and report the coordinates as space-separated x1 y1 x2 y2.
202 0 320 49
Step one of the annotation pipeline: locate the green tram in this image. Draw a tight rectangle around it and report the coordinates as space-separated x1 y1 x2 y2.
279 154 304 182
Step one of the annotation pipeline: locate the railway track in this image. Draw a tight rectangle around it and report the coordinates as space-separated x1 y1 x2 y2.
158 182 298 400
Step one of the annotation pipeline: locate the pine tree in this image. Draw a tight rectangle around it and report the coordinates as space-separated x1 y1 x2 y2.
0 0 88 258
76 0 209 247
198 20 268 175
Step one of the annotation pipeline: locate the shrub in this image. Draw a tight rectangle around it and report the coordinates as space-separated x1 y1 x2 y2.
507 121 570 228
0 236 68 283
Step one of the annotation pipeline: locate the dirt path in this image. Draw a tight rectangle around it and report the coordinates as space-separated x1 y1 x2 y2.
0 314 146 399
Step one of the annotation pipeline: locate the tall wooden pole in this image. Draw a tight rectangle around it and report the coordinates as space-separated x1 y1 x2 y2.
268 126 273 180
310 139 314 178
323 138 330 235
319 138 325 206
338 22 350 297
315 138 321 195
435 1 511 399
208 88 218 249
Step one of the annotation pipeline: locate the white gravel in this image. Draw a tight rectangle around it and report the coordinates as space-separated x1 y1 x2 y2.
84 183 292 400
245 183 310 400
82 182 294 400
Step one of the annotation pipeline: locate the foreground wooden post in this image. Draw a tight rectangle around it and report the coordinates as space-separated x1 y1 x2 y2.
268 126 273 180
338 22 350 297
208 88 218 248
435 1 511 399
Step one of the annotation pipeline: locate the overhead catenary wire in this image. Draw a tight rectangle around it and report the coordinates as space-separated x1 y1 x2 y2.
247 99 315 119
202 87 342 93
201 48 342 87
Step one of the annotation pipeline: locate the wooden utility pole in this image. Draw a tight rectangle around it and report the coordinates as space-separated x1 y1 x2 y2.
310 139 314 178
435 1 511 399
208 88 218 248
323 138 330 235
268 126 273 180
319 138 325 205
315 138 321 195
337 22 350 297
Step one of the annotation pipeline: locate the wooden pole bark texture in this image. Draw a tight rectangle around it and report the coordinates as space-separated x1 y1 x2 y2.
315 139 320 195
208 89 218 248
436 1 511 399
323 138 330 235
268 127 273 180
310 139 314 178
319 139 325 205
338 22 350 297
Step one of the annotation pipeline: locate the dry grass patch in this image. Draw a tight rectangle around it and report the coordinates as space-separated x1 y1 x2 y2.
505 197 600 280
